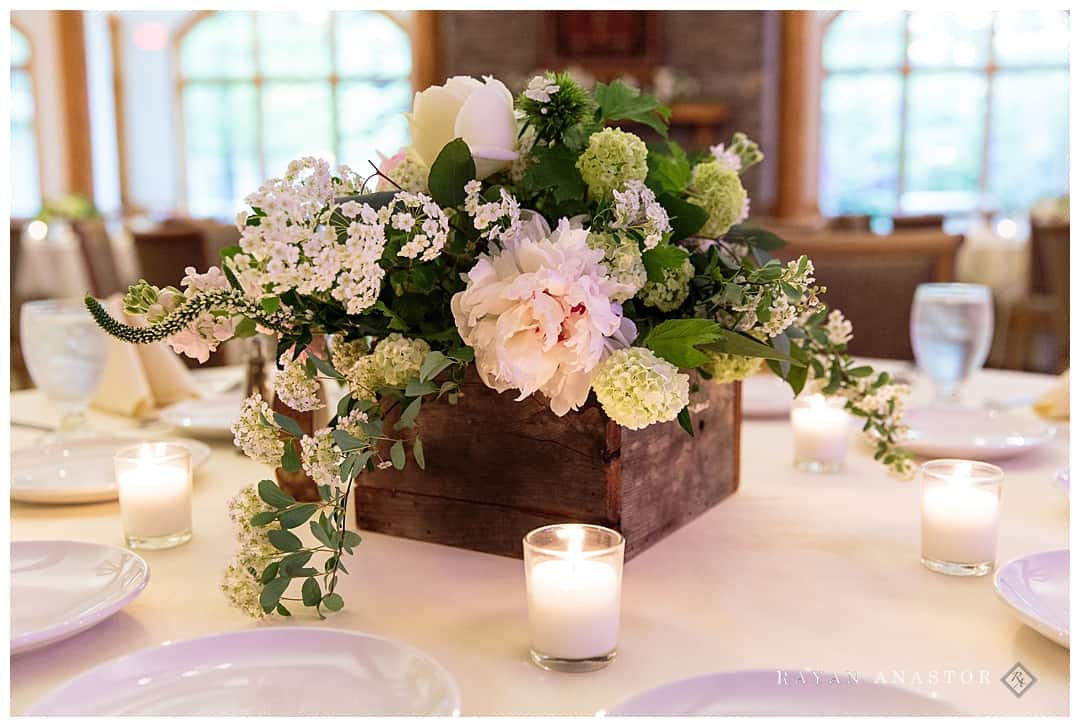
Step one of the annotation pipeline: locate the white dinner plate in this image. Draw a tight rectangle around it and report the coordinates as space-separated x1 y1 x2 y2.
11 540 149 656
11 436 212 504
742 375 795 418
994 550 1069 648
159 392 241 438
27 627 461 716
605 670 963 716
1054 469 1069 495
900 405 1056 460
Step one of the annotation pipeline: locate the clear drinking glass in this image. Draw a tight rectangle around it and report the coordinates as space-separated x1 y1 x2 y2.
910 283 993 403
920 459 1003 577
115 442 194 550
523 524 624 673
20 299 109 439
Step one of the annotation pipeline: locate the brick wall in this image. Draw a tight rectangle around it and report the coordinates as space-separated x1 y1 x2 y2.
438 10 779 208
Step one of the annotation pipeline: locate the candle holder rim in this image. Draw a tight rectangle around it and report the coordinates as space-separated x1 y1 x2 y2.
920 458 1004 484
114 441 192 465
523 523 625 558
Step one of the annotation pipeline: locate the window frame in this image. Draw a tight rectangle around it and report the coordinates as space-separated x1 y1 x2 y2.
820 10 1070 216
10 19 45 216
171 9 418 216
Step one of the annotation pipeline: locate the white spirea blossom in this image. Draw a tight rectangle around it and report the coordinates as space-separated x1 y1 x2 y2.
709 142 743 172
592 347 689 430
231 392 285 466
451 219 636 416
391 191 451 261
300 410 370 489
610 180 671 250
464 181 522 243
825 309 854 346
524 74 560 103
372 333 431 388
222 484 278 619
274 353 323 412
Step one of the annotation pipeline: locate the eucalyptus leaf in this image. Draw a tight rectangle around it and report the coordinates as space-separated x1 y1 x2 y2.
397 397 422 430
281 439 302 473
273 412 305 439
302 577 322 607
311 520 335 549
413 437 426 470
322 593 345 612
278 503 318 530
259 576 291 613
267 529 303 552
404 380 438 397
390 440 406 470
258 479 295 509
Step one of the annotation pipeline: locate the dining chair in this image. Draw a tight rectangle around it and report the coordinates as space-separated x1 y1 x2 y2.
72 218 125 298
772 229 963 360
1004 220 1070 372
823 214 872 233
10 218 32 390
891 213 945 231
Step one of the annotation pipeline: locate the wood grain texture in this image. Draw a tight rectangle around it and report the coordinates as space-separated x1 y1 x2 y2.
355 368 741 559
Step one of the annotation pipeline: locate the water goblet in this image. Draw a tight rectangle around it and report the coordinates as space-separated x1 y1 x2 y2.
909 283 993 404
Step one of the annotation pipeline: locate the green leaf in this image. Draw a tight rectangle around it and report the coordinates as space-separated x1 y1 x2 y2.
390 440 406 470
307 353 341 380
677 406 695 437
260 561 279 585
250 511 278 527
427 138 476 207
646 142 692 195
595 80 671 135
278 550 312 575
275 603 292 617
418 351 453 382
281 439 301 473
322 593 345 612
701 331 798 363
404 380 438 397
343 530 362 548
849 365 874 378
233 317 258 339
302 577 322 607
273 412 305 439
258 479 296 509
260 576 291 613
657 193 708 242
641 244 690 283
520 145 586 203
336 393 354 419
267 529 303 552
278 503 318 530
397 397 422 430
310 520 335 549
447 345 474 362
727 224 787 252
642 319 724 368
261 296 281 314
332 429 366 452
413 437 426 470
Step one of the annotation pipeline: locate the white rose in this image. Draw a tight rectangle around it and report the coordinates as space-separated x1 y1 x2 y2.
451 219 637 416
407 75 518 180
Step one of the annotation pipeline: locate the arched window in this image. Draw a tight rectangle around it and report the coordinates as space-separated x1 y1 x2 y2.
10 24 41 217
820 10 1069 217
176 10 413 218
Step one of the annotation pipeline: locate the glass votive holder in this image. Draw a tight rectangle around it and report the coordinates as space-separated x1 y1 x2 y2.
920 459 1003 577
523 523 624 673
790 394 851 473
114 442 193 550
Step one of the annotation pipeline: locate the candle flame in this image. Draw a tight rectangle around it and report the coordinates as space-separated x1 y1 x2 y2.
558 526 585 557
951 461 974 483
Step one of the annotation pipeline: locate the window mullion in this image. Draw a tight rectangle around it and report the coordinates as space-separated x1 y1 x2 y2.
329 13 342 167
980 15 996 211
896 11 911 213
252 11 267 181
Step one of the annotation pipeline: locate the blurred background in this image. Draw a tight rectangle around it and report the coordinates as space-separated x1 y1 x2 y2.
9 9 1071 389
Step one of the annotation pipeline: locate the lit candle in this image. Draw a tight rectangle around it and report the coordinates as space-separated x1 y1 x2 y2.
920 459 1003 576
523 524 624 672
114 442 193 550
790 394 851 473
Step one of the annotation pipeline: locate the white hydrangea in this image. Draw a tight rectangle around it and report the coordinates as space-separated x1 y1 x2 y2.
587 231 647 303
464 180 522 243
825 309 854 346
524 74 560 103
639 257 694 312
372 333 431 388
274 353 323 412
610 180 671 250
591 347 690 430
231 392 284 466
391 191 451 262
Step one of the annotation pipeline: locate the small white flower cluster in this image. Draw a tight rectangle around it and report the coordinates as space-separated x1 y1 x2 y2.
709 142 743 172
333 202 392 314
390 192 451 262
610 180 671 250
510 124 538 183
274 352 323 412
222 484 278 619
728 259 821 339
231 392 284 466
464 180 522 243
825 309 854 346
300 410 370 489
524 73 560 103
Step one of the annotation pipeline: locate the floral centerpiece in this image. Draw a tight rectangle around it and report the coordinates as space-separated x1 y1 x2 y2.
87 72 911 619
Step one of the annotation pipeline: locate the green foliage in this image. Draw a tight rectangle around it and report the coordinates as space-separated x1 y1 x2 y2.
595 80 671 135
646 142 692 195
428 138 476 207
641 245 690 284
643 319 724 368
656 193 708 242
521 145 587 204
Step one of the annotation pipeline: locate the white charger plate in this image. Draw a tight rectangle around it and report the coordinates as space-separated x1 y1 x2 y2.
994 550 1069 648
742 375 795 418
11 540 149 655
606 670 963 716
901 405 1056 460
11 436 212 505
159 392 241 438
27 627 461 716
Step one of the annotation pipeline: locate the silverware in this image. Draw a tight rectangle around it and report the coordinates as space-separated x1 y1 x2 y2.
11 420 52 432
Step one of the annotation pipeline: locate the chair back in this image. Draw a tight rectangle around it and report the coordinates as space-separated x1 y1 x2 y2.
130 223 208 288
1030 220 1070 343
773 229 963 360
72 219 124 297
891 213 944 231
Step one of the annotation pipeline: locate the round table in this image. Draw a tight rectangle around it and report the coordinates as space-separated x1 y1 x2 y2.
10 363 1069 716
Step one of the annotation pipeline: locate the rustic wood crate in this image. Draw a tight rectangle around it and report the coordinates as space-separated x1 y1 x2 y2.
354 369 741 560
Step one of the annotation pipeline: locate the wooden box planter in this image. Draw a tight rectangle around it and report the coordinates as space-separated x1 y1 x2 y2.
354 369 741 560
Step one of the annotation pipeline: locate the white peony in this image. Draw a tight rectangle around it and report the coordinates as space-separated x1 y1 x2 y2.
451 219 637 416
407 76 518 180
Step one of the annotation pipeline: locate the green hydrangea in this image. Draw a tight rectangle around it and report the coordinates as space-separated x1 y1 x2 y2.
576 128 648 201
638 257 694 312
587 231 646 303
592 347 690 430
687 160 748 238
377 151 429 194
701 352 762 384
372 333 431 387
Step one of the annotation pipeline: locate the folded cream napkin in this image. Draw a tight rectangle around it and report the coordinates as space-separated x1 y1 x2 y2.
91 294 201 417
1033 369 1069 421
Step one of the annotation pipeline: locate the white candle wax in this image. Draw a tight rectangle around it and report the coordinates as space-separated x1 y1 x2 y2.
117 451 192 538
526 557 620 660
921 484 999 565
791 395 850 463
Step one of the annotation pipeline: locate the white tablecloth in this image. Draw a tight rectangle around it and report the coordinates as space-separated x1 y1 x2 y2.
9 364 1069 716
